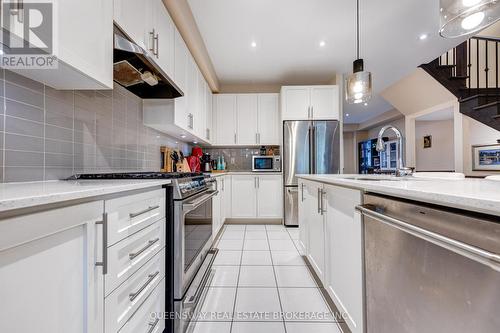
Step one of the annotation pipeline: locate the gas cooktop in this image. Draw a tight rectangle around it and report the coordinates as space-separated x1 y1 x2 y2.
68 172 204 180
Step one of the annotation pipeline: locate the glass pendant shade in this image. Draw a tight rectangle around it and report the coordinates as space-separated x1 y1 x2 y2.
346 59 372 104
440 0 500 38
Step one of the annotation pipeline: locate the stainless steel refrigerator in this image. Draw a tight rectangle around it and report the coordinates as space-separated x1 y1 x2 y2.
283 120 340 226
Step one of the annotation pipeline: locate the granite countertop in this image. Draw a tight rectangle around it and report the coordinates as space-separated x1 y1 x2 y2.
297 174 500 216
0 179 171 213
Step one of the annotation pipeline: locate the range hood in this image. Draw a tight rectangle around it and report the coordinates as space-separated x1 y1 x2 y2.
113 27 183 99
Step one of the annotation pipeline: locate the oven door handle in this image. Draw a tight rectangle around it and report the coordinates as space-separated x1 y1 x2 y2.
183 190 219 212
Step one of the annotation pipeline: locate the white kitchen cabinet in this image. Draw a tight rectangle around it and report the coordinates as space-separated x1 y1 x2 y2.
222 176 232 220
206 85 213 143
256 175 283 218
231 175 258 218
0 201 105 333
195 71 207 139
297 180 309 255
187 55 198 133
281 86 340 120
324 184 363 333
152 0 175 78
237 94 259 145
114 0 153 51
213 93 280 146
10 0 113 89
258 94 280 145
212 178 223 239
214 94 238 145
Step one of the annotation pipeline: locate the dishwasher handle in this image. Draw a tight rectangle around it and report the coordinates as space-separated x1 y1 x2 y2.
356 204 500 272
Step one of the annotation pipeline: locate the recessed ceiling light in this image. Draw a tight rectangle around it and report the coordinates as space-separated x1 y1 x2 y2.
345 113 350 117
156 135 160 139
319 40 326 47
193 141 198 144
419 34 428 40
180 134 187 139
364 102 368 106
175 141 178 144
251 41 257 48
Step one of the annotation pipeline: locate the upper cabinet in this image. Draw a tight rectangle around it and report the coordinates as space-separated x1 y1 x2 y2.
281 85 340 120
213 93 280 146
8 0 113 90
152 0 175 79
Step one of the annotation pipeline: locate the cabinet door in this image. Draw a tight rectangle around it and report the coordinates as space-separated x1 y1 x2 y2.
297 180 309 255
195 73 207 139
281 86 310 120
258 94 280 145
206 86 213 142
310 86 339 120
174 29 189 130
236 94 259 145
306 181 325 283
231 175 257 218
257 175 283 218
215 95 237 145
153 0 175 78
212 179 222 239
114 0 153 50
222 176 232 220
186 55 198 132
324 185 363 333
0 202 104 333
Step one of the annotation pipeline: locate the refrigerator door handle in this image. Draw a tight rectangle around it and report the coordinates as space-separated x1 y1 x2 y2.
308 124 314 174
311 124 316 174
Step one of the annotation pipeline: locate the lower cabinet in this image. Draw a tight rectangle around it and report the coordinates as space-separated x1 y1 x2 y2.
231 174 283 219
298 180 364 333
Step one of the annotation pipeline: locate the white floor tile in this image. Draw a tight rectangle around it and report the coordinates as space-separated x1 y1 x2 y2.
287 229 300 240
267 231 292 240
243 239 269 251
221 231 245 240
279 288 334 322
214 251 242 266
269 239 297 251
225 225 246 231
244 231 268 240
209 266 240 287
188 321 232 333
274 266 317 287
234 288 282 321
241 251 272 266
218 239 244 251
265 225 285 231
271 251 307 266
238 266 276 287
285 322 342 333
245 225 267 231
231 322 286 333
198 288 237 321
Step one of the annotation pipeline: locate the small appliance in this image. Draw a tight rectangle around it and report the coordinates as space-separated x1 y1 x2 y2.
252 155 281 172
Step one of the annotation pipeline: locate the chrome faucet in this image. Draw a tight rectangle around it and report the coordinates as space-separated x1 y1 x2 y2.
376 125 413 177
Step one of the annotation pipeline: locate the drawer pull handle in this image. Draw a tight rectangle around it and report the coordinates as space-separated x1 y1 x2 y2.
95 213 108 275
129 205 160 219
147 318 160 333
129 238 160 260
129 271 160 302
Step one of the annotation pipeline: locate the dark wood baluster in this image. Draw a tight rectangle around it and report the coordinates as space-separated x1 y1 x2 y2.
468 39 472 95
453 47 456 77
485 40 489 90
477 38 480 94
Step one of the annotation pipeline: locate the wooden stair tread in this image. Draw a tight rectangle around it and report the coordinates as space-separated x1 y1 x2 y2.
437 64 456 68
449 75 469 80
473 101 500 110
492 114 500 119
459 93 500 102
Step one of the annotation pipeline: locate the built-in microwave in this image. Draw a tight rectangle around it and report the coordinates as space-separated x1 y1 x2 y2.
252 155 281 172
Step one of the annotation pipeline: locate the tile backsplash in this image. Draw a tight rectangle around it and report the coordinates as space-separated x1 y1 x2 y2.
0 70 189 182
203 146 280 171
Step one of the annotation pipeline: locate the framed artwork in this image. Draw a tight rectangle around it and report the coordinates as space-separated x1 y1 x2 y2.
472 144 500 171
423 135 432 149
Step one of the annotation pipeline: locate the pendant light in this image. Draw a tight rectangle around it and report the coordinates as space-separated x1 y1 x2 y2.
346 0 372 104
439 0 500 38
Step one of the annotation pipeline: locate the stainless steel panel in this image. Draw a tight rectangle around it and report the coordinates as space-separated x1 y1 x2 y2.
362 194 500 333
313 120 340 174
283 121 311 186
284 186 299 226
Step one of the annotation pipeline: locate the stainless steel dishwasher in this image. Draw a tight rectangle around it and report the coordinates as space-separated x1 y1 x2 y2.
357 194 500 333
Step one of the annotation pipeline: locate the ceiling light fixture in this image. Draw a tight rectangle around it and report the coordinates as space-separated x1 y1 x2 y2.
319 40 326 47
364 102 368 106
439 0 500 38
180 134 187 139
346 0 372 105
251 41 257 48
419 33 428 40
345 113 350 117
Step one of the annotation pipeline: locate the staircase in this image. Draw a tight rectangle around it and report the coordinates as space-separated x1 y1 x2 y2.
420 37 500 131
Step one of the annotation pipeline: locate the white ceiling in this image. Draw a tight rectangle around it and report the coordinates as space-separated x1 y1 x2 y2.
188 0 467 123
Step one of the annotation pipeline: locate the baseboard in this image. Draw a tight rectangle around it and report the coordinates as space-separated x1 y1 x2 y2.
225 218 283 225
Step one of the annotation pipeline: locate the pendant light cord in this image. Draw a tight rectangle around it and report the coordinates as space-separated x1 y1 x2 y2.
356 0 360 59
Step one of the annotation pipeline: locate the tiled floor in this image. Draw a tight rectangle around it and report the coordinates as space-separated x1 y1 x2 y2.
188 224 342 333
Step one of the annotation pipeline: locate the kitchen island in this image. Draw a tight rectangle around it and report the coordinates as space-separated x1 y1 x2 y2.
297 174 500 333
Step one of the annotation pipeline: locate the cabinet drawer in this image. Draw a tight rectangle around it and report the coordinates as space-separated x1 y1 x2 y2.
106 189 165 246
119 281 165 333
106 219 165 295
106 248 165 333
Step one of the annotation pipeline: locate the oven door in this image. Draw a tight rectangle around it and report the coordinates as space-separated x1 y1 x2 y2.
252 156 274 172
174 190 218 300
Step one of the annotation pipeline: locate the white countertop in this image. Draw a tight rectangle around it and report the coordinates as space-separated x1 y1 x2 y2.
207 171 282 177
297 174 500 216
0 179 171 213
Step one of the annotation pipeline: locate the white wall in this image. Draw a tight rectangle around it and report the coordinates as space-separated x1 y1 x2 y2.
415 120 455 172
343 131 356 174
366 117 406 140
